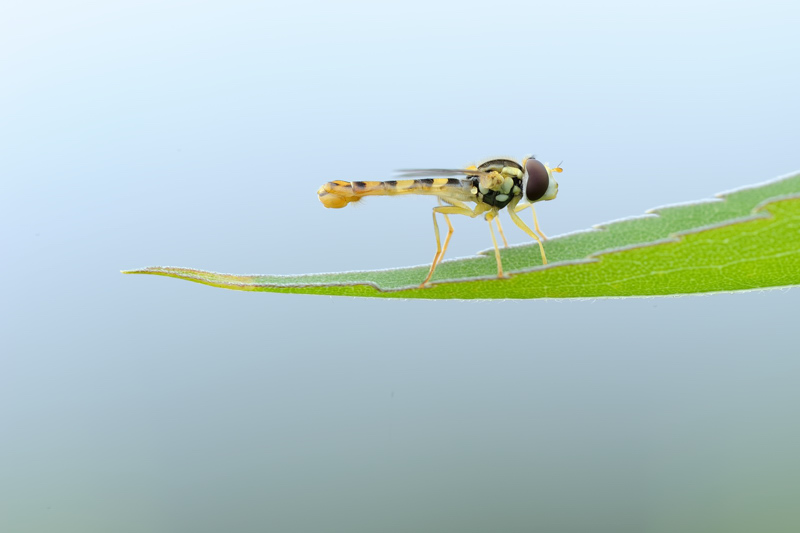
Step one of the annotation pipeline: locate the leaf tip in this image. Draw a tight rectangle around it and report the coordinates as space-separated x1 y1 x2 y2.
121 267 157 275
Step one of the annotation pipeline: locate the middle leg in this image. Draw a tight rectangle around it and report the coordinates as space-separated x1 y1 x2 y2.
495 216 509 248
485 213 506 279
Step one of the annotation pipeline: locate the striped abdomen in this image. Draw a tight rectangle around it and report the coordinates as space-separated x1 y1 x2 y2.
317 178 473 209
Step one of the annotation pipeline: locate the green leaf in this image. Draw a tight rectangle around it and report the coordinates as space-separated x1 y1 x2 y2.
124 172 800 299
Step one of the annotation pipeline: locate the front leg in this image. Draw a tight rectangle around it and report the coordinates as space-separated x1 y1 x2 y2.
508 202 547 265
515 202 548 240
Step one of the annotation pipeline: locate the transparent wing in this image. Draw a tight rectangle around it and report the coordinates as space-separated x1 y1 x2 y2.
395 168 491 178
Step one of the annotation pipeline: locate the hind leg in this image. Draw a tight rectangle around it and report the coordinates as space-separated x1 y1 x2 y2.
420 204 478 287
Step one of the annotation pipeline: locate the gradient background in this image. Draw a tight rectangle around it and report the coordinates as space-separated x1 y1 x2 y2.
3 1 800 531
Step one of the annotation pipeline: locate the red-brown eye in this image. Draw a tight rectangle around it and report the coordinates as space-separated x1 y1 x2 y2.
525 158 549 201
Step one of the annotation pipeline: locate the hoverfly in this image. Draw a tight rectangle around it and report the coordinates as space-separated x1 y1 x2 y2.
317 156 561 286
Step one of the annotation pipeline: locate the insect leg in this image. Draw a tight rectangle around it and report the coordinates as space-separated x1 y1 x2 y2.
422 200 454 286
514 203 548 240
420 204 477 287
438 200 455 273
485 213 506 278
530 205 548 240
508 203 547 265
495 216 509 248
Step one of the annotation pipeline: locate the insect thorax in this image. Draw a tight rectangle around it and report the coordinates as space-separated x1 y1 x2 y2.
470 158 523 209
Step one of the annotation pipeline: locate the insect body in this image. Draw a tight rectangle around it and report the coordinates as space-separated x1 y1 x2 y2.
317 156 561 286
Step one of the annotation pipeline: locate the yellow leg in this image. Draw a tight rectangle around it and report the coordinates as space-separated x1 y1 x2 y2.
429 199 455 281
486 214 505 278
421 210 445 287
530 205 547 240
420 204 477 287
495 216 509 248
515 203 547 240
440 215 454 265
508 202 547 265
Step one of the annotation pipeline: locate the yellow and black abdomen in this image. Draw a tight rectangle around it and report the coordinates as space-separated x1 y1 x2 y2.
317 178 472 209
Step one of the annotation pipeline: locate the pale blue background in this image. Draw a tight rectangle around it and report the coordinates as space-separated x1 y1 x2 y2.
3 1 800 532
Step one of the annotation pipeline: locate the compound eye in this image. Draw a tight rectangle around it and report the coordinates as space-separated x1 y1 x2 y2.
525 158 550 201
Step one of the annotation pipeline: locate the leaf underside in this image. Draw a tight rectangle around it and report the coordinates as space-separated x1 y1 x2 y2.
124 172 800 299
